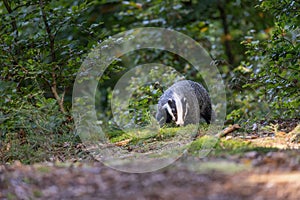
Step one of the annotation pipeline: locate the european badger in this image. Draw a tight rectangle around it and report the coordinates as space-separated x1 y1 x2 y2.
156 80 212 127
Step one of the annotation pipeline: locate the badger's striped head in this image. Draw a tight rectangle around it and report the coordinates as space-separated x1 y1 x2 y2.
162 98 177 123
161 92 188 126
156 80 207 127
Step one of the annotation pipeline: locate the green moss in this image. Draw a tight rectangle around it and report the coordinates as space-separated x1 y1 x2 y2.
22 177 32 184
108 124 200 144
36 165 51 173
33 189 43 198
189 136 278 156
188 161 250 174
7 193 17 200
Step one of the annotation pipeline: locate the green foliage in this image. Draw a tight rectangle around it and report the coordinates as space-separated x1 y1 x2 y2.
0 96 79 163
94 0 281 126
240 0 300 118
0 0 101 163
128 83 163 126
0 0 298 163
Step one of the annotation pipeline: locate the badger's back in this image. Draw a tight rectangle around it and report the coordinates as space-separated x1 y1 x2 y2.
186 80 212 124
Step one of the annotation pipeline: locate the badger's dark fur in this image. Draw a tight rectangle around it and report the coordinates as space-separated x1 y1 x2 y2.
156 80 212 127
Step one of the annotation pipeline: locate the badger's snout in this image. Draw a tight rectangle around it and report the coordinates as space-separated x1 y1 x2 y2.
175 121 184 127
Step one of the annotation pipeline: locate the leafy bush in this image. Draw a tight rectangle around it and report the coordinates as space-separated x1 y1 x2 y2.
0 84 77 163
0 0 101 163
240 0 299 118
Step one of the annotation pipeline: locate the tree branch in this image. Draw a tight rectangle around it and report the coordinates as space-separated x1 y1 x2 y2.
39 0 56 61
3 0 19 53
39 0 66 113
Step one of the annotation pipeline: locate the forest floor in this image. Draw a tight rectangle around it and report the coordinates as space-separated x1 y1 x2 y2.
1 119 300 200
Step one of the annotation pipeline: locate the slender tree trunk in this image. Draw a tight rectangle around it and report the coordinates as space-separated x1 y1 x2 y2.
39 0 66 113
218 2 234 66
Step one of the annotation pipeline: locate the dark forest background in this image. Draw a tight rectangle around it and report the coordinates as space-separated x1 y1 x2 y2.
0 0 299 163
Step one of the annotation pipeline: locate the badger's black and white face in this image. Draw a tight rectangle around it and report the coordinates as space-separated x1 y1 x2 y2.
156 80 212 127
158 92 189 127
163 99 177 123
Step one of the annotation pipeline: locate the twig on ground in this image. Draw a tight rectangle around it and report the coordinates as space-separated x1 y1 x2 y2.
217 124 241 138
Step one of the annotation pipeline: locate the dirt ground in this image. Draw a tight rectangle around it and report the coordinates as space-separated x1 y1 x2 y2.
1 119 299 200
1 148 300 200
